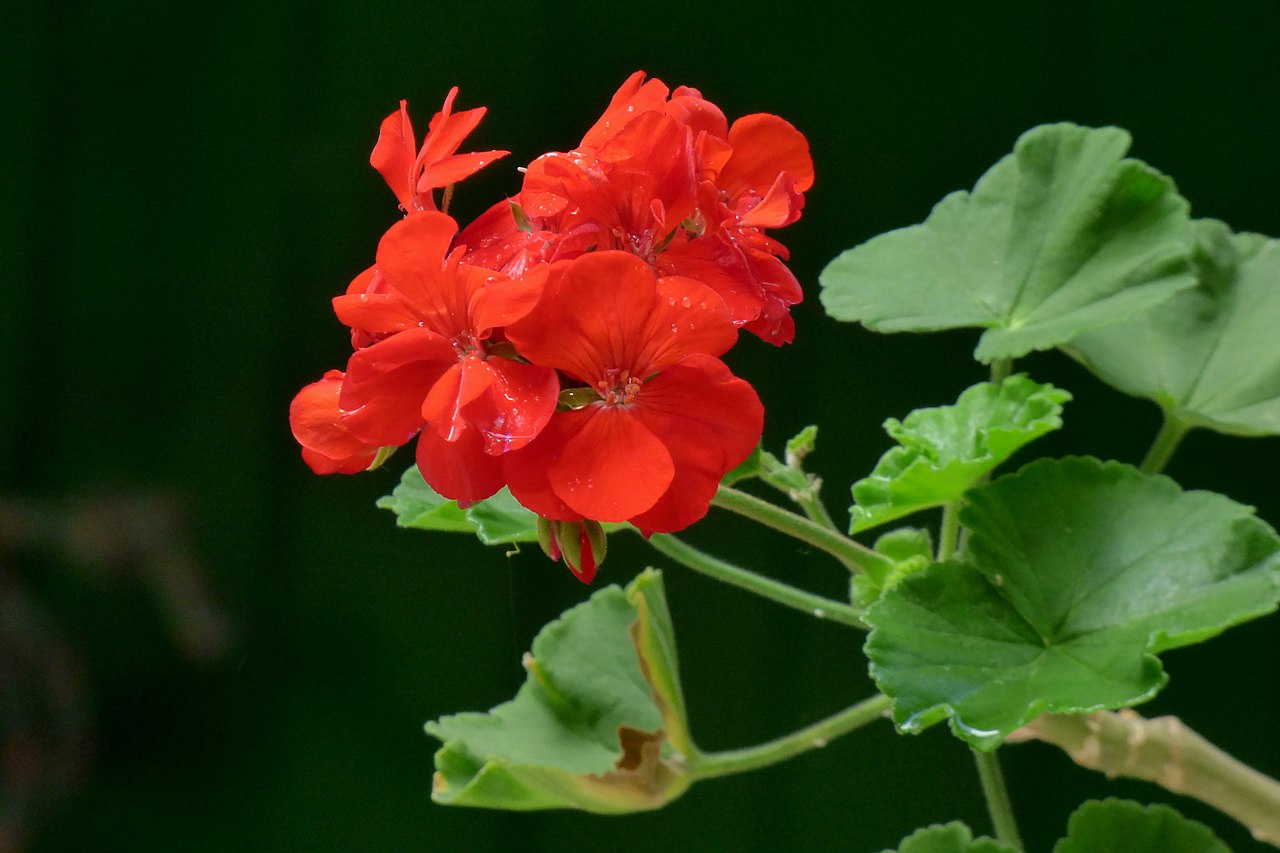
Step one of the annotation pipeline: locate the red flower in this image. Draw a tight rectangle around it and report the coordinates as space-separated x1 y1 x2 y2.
496 71 813 345
289 370 384 474
370 88 509 215
333 212 559 501
501 251 763 534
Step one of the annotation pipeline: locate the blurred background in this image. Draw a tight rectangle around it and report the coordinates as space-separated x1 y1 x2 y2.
4 1 1280 850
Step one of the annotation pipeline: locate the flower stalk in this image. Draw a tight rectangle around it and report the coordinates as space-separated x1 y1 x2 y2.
711 485 891 575
642 531 867 629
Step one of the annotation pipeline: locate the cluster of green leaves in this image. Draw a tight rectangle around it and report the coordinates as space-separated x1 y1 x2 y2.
376 121 1280 849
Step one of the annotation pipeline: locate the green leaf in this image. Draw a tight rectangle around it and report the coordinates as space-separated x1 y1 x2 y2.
380 466 626 546
465 489 541 544
849 375 1071 533
879 822 1015 853
426 569 694 812
820 123 1195 361
376 465 478 534
1054 799 1229 853
1067 219 1280 436
852 528 935 610
866 457 1280 749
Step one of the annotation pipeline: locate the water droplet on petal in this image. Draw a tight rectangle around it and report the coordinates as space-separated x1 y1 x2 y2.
680 296 691 308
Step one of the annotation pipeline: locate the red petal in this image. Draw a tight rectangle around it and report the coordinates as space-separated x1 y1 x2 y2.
502 415 584 522
340 327 455 445
737 172 806 229
414 422 505 502
470 264 548 329
638 275 738 372
421 359 490 442
629 356 763 533
290 371 382 474
375 212 470 332
551 407 674 522
580 71 671 149
369 100 417 211
420 100 485 166
332 292 419 336
420 149 510 191
720 114 814 198
505 252 734 383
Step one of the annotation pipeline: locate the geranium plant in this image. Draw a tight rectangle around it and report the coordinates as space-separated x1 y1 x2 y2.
290 73 1280 851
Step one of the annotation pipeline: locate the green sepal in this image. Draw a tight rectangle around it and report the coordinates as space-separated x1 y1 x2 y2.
1068 219 1280 436
1054 799 1229 853
426 569 695 812
849 375 1071 533
879 822 1015 853
866 457 1280 750
820 123 1195 361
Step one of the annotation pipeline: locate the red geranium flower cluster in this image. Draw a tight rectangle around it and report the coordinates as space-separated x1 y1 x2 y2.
290 73 812 581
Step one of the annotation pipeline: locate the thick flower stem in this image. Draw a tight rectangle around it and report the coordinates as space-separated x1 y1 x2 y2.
1017 710 1280 848
1139 414 1190 475
641 532 867 630
971 747 1025 852
687 694 892 779
711 485 892 575
989 357 1014 385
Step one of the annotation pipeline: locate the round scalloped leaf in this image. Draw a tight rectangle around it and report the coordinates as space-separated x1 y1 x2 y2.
819 123 1194 362
1054 799 1229 853
849 375 1071 533
1067 219 1280 436
866 457 1280 749
879 822 1015 853
426 570 694 812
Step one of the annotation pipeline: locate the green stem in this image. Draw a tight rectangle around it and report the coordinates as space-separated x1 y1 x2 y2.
1139 413 1190 475
642 532 867 630
989 357 1014 384
688 694 892 779
971 747 1025 852
757 456 841 532
937 500 962 562
712 485 891 575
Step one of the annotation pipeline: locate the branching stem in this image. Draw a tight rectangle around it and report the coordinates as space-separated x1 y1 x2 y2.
1017 710 1280 848
687 694 892 779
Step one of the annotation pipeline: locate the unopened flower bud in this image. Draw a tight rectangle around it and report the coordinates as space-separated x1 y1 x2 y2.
536 518 608 583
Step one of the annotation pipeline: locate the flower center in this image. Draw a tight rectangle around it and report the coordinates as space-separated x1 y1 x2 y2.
596 368 641 406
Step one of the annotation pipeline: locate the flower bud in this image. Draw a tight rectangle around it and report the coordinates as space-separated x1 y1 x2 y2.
536 518 607 583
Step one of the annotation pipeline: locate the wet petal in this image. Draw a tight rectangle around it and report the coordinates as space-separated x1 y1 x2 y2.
415 421 505 502
369 100 417 210
290 370 382 474
630 356 763 533
552 406 674 522
340 327 455 445
721 113 814 197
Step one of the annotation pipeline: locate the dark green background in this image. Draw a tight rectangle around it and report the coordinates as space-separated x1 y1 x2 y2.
6 1 1279 851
